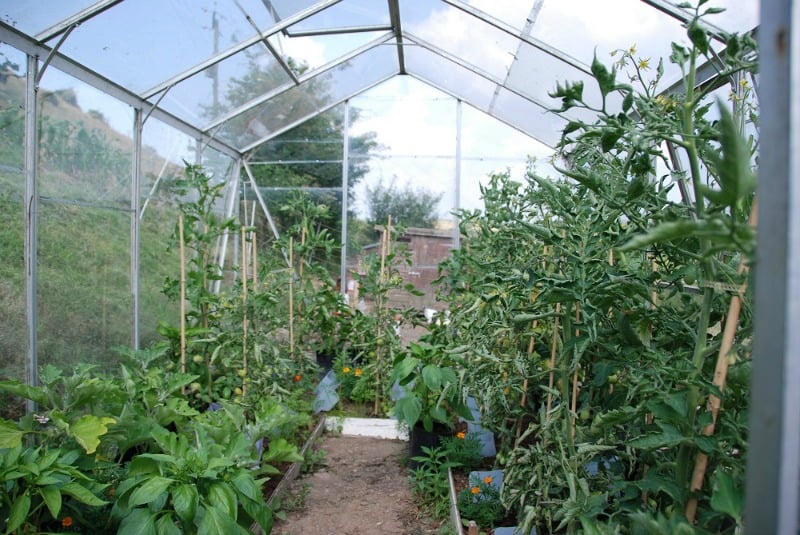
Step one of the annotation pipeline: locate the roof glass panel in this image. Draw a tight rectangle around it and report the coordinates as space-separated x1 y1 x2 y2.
404 44 497 112
402 0 518 81
694 0 759 33
48 0 273 94
288 0 389 31
270 31 392 74
1 0 97 37
157 41 292 128
218 42 398 150
265 0 331 22
459 0 536 31
490 87 567 148
531 0 704 88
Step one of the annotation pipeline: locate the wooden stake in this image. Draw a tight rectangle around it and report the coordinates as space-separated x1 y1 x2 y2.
374 216 391 415
685 198 758 523
241 225 248 397
179 215 187 395
251 231 258 291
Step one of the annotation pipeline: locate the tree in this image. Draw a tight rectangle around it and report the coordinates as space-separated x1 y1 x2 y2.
365 178 443 233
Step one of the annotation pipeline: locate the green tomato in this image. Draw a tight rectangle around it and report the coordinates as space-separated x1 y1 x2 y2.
607 374 619 385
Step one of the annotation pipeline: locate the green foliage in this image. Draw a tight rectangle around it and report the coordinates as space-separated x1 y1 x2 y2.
440 432 484 471
364 178 443 238
392 342 471 432
408 446 455 521
457 474 505 529
0 445 109 534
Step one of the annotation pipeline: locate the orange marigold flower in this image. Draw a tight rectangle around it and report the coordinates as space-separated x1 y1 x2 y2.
354 368 362 377
294 374 302 382
62 517 73 528
471 486 480 495
484 476 493 484
456 431 466 440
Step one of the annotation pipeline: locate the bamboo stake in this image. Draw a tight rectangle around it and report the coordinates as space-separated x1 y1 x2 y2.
546 302 562 418
251 231 257 291
289 236 295 361
685 199 758 523
241 226 248 397
571 304 582 440
374 216 391 415
179 215 187 395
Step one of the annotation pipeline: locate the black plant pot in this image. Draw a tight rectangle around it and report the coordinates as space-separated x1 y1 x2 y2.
408 423 451 469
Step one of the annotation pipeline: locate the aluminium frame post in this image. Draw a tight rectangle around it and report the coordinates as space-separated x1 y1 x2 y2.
745 1 800 532
24 55 39 411
131 108 142 349
340 99 350 297
454 99 462 250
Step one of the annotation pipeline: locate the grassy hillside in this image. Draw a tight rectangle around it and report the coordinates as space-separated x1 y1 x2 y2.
0 69 185 381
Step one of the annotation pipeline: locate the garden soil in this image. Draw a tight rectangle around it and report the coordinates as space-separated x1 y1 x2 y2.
273 434 442 535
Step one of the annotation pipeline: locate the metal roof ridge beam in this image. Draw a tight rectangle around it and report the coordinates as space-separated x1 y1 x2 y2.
284 24 393 38
203 32 395 131
0 23 241 159
34 0 124 42
240 72 396 154
439 0 591 76
141 0 343 99
388 0 406 74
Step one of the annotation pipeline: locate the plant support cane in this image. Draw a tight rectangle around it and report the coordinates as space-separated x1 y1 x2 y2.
241 226 248 397
685 199 758 523
179 214 187 395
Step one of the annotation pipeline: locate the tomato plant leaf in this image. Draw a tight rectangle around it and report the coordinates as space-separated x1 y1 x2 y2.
710 470 743 523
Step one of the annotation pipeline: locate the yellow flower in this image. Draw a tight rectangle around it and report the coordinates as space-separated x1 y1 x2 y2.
629 44 637 55
354 368 362 377
343 366 351 374
740 78 749 88
456 431 466 440
484 476 493 485
471 486 480 495
638 58 650 70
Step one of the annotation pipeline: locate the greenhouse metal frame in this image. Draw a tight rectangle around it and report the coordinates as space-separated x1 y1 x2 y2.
0 0 795 531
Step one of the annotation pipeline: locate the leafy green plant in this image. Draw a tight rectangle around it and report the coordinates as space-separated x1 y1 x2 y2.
441 431 484 471
392 342 471 432
0 445 109 534
111 426 279 535
408 446 455 521
457 473 505 529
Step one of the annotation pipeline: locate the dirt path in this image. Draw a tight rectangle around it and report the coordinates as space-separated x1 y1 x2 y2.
272 434 442 535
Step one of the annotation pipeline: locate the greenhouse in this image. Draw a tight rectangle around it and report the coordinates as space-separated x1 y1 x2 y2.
0 0 793 533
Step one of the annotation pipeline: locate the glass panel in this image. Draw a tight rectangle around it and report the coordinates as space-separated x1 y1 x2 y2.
701 0 759 33
49 0 274 94
460 105 555 214
160 41 292 128
270 30 391 74
267 0 327 21
403 0 518 81
38 201 131 373
289 0 390 31
0 46 26 403
1 0 97 37
404 44 497 112
490 87 566 148
348 79 457 311
138 118 190 348
217 43 397 150
532 0 701 88
37 68 133 205
506 41 622 118
460 0 535 31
